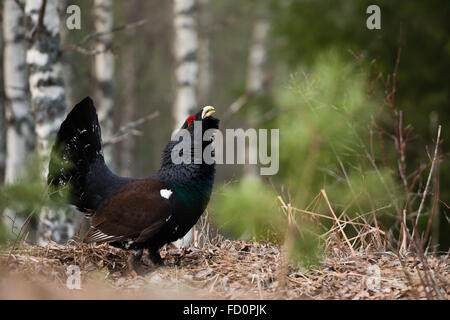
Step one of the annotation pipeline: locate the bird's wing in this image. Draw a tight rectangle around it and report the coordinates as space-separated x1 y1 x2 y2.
84 179 173 244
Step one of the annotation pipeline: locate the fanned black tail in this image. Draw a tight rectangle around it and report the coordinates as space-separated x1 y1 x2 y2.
48 97 131 213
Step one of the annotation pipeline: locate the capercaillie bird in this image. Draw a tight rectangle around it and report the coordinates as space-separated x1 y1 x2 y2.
47 97 219 269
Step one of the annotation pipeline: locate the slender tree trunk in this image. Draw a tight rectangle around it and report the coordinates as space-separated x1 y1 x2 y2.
191 0 211 248
3 0 35 184
244 19 270 177
25 0 72 244
173 0 199 247
197 0 210 107
247 20 269 94
25 0 66 157
0 96 4 186
2 0 36 237
93 0 115 170
173 0 198 128
59 0 75 110
0 13 5 184
118 0 138 177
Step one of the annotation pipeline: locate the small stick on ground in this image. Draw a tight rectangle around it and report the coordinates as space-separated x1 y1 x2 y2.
321 189 355 254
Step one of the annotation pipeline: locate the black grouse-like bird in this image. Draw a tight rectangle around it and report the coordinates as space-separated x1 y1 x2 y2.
48 97 219 268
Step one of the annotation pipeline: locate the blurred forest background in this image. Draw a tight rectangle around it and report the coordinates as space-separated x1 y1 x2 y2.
0 0 448 256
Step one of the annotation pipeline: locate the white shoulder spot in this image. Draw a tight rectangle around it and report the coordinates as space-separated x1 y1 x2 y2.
160 189 173 199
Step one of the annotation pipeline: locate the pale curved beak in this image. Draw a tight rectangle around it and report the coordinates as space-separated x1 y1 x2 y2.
201 106 215 119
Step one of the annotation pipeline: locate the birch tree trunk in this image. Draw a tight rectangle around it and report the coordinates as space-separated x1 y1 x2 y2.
93 0 115 170
3 0 35 184
173 0 198 128
0 97 4 186
173 0 199 247
0 17 5 184
2 0 36 237
25 0 72 244
247 20 270 94
59 0 75 110
197 0 210 107
25 0 66 157
244 19 270 177
118 0 137 177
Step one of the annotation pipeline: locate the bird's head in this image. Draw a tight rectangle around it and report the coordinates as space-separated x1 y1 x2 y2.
181 106 219 130
156 106 220 183
181 106 220 144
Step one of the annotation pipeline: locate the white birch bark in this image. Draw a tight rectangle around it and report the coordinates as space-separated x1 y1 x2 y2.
244 20 270 177
25 0 66 157
2 0 36 237
25 0 72 244
191 0 211 248
173 0 199 248
93 0 115 169
173 0 198 128
0 15 5 183
197 0 210 107
3 0 35 184
59 0 75 110
247 20 269 94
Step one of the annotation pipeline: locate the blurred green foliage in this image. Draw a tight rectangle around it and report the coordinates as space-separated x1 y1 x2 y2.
0 154 71 244
289 224 323 268
275 52 370 199
0 154 69 213
270 0 449 247
212 175 283 242
211 50 432 264
274 52 403 215
212 175 323 268
0 223 11 245
213 0 448 258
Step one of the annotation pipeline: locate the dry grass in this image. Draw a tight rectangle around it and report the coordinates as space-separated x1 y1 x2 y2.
1 184 448 300
0 240 448 300
1 182 447 300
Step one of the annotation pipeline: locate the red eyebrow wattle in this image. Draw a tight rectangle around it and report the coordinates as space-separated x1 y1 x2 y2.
187 115 196 126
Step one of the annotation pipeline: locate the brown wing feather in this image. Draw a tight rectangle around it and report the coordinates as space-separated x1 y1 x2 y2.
84 179 172 244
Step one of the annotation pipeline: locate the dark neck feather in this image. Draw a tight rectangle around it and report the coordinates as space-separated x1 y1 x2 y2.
154 140 216 188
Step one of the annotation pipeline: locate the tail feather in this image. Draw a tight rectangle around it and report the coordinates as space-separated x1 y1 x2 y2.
48 97 131 213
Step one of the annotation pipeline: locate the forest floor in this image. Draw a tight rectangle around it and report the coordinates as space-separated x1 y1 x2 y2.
0 240 448 299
